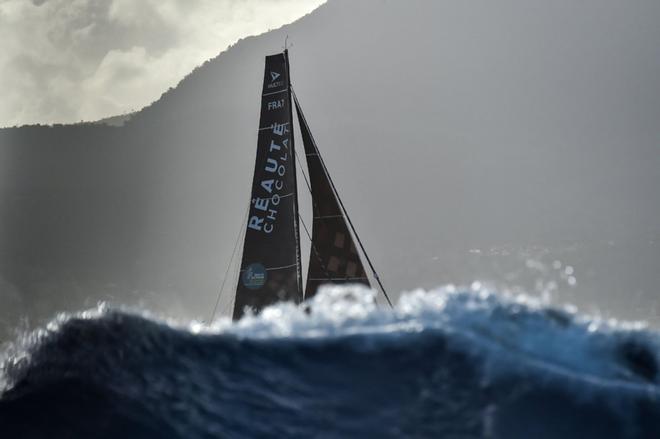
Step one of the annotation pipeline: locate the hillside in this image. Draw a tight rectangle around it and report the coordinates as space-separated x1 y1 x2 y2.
0 0 659 335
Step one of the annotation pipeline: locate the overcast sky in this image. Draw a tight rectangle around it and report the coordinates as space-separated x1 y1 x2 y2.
0 0 325 127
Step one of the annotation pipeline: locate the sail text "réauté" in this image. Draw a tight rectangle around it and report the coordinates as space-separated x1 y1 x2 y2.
248 122 290 234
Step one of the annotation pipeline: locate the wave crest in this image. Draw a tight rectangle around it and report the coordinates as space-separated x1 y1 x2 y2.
1 285 660 438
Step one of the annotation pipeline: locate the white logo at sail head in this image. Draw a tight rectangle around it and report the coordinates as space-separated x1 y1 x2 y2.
267 71 284 89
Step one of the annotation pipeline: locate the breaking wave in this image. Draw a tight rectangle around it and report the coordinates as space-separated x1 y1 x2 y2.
1 285 660 438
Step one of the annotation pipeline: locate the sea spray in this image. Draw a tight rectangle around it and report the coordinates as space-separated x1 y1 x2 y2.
1 285 659 438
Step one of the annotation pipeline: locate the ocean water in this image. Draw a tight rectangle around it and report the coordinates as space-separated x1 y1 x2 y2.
1 285 659 438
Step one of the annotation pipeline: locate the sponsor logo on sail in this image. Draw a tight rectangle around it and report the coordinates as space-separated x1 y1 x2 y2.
242 263 267 290
267 70 284 89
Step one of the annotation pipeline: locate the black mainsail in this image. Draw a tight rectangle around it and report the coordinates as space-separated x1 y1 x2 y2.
232 51 302 319
293 94 371 298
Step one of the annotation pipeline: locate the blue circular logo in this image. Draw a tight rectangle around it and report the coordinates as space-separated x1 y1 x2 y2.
242 263 267 290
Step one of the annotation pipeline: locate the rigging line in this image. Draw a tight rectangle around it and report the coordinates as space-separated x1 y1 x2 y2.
298 214 314 245
299 212 313 241
298 211 333 283
291 88 394 308
294 147 330 230
227 235 244 317
295 146 334 285
295 148 313 196
210 203 250 323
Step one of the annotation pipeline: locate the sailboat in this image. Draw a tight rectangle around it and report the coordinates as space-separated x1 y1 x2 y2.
228 50 391 320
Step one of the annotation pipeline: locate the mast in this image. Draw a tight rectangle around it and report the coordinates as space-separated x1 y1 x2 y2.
284 50 304 299
232 52 302 319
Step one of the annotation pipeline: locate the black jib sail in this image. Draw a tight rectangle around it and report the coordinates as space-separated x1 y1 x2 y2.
233 51 302 319
293 94 371 298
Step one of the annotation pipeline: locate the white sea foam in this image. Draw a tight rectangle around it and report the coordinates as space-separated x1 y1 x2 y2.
205 284 660 393
2 284 659 397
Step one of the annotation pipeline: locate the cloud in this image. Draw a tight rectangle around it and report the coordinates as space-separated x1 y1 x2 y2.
0 0 325 126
